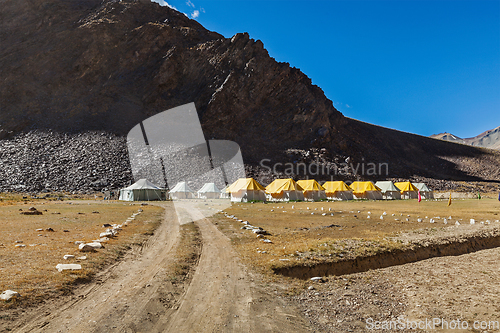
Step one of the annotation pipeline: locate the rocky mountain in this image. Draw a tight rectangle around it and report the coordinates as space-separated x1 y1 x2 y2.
431 126 500 150
1 0 500 192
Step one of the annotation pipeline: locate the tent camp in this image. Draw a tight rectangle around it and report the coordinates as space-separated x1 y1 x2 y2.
322 181 353 200
375 181 402 200
197 183 221 199
394 181 419 199
169 181 195 199
296 180 327 201
119 179 166 201
349 181 383 200
265 179 304 201
227 178 266 202
414 183 434 199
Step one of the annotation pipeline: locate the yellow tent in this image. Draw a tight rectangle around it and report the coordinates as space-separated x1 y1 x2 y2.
394 181 419 199
227 178 266 202
349 181 382 200
296 180 326 201
265 179 304 201
322 181 353 200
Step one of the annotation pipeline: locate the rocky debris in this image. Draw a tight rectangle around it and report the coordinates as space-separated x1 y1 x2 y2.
46 228 55 232
0 131 132 193
20 209 43 215
56 264 82 272
0 290 21 301
292 277 407 332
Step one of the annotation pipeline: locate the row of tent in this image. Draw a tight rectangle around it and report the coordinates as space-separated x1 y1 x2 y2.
226 178 433 202
118 178 433 202
118 179 229 201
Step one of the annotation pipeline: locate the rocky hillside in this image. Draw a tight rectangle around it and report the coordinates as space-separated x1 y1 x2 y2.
1 0 500 192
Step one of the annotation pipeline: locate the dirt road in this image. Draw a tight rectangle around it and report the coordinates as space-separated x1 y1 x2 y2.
11 202 310 333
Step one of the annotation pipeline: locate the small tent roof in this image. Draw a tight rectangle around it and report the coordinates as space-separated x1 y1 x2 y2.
323 181 352 193
375 181 400 193
296 180 325 191
265 179 303 194
394 181 418 193
123 179 162 190
198 183 221 193
349 181 381 194
170 181 193 193
414 183 432 192
227 178 265 192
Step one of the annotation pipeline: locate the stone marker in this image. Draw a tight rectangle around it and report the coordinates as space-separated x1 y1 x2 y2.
79 243 96 252
56 264 82 272
1 290 20 301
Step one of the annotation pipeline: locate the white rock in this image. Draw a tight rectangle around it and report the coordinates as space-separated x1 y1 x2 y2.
0 290 20 301
322 213 326 216
308 286 315 290
311 212 314 215
380 216 383 220
430 219 435 223
367 212 371 215
382 212 387 216
76 256 87 260
75 241 85 245
310 277 323 281
291 205 294 209
470 219 475 225
307 207 310 210
417 218 422 222
63 255 75 260
79 243 96 252
36 228 43 231
270 209 274 212
455 221 461 226
367 216 370 219
56 264 82 272
262 239 272 243
443 219 447 224
15 244 26 248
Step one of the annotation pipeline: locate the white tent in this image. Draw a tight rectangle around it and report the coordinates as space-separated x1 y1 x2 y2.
197 183 221 199
169 181 195 199
375 181 402 200
414 183 434 199
119 179 166 201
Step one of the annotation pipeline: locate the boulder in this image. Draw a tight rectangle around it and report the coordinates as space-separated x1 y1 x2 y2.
56 264 82 272
1 290 20 301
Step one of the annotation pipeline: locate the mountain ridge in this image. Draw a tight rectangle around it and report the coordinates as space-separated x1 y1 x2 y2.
1 0 499 192
430 126 500 150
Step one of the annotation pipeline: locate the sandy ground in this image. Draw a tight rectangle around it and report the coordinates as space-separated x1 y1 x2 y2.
293 247 500 332
5 202 311 333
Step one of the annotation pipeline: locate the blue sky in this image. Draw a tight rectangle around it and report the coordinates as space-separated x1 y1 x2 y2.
152 0 500 138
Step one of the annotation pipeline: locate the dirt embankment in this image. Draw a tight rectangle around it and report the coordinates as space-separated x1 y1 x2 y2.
274 224 500 279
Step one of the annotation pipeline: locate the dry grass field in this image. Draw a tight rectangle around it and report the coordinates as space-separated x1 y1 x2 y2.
212 198 500 274
0 198 163 309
